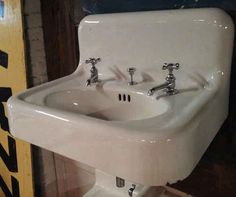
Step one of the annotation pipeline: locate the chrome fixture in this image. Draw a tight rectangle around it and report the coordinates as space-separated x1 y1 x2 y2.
127 67 137 85
148 63 180 96
85 58 101 86
128 184 136 197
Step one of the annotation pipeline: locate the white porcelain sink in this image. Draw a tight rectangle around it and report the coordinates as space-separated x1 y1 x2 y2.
7 8 234 186
44 89 168 121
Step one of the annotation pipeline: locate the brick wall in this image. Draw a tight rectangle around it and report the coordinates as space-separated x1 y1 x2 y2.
23 0 48 86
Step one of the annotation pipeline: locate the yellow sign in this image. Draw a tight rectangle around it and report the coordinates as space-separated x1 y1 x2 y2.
0 0 33 196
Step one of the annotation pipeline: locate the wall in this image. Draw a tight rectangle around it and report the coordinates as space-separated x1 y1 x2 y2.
81 0 236 13
24 0 48 86
40 0 82 81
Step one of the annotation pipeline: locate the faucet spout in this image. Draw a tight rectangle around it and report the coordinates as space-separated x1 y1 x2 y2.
147 63 180 96
147 82 173 96
86 74 98 86
86 79 91 86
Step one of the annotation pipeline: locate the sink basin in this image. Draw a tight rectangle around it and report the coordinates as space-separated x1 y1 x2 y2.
7 8 234 186
44 89 168 121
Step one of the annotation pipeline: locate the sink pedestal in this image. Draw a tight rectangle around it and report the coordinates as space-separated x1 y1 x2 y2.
84 170 149 197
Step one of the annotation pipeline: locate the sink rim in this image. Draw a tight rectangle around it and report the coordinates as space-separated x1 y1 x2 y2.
8 71 216 141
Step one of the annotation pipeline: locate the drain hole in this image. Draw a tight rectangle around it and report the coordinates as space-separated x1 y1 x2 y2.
118 94 122 101
118 94 131 102
123 94 126 101
128 95 131 102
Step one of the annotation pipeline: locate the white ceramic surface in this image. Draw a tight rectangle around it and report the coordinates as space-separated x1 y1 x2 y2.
44 89 169 121
84 170 149 197
7 8 234 185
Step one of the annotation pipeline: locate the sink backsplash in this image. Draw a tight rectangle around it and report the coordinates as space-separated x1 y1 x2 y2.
77 9 234 86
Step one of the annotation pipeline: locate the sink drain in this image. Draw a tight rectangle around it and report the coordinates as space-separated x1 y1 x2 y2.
118 94 131 102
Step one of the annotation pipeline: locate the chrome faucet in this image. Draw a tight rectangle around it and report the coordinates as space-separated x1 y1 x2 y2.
147 63 180 96
85 58 101 86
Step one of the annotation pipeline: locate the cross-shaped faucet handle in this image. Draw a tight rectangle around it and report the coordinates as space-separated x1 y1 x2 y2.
162 63 180 73
85 58 101 67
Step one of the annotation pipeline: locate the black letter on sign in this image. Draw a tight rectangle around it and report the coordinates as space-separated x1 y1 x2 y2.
0 175 19 197
0 136 18 172
0 50 8 69
0 87 12 132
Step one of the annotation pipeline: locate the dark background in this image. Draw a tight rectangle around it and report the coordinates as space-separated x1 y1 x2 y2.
40 0 236 196
81 0 236 13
